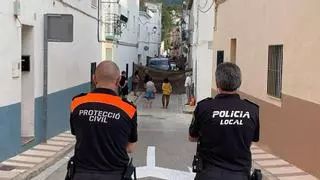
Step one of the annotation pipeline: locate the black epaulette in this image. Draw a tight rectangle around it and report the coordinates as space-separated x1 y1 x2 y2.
197 97 213 105
244 99 259 108
122 98 137 108
72 93 87 100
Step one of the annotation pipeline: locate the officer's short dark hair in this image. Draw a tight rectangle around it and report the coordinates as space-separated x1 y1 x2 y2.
215 62 241 92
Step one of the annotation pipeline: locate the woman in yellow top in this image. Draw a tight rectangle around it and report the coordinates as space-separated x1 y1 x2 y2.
162 78 172 109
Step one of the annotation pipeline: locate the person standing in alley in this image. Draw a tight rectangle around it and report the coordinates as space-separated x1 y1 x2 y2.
119 71 129 98
162 77 172 109
144 77 156 108
68 61 137 180
189 62 260 180
132 70 140 97
143 69 150 87
185 72 192 105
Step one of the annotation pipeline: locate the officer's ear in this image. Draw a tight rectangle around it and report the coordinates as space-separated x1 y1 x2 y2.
217 88 221 94
115 76 121 87
92 74 97 86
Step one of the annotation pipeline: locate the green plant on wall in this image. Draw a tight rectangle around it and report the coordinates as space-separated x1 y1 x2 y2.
140 0 182 51
162 5 182 51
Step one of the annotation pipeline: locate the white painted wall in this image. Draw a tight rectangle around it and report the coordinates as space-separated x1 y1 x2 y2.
212 0 320 105
45 1 101 94
0 0 101 105
137 13 151 65
190 0 214 101
101 1 160 75
21 25 35 137
189 1 197 85
112 0 139 76
138 3 162 65
145 3 162 57
0 0 22 107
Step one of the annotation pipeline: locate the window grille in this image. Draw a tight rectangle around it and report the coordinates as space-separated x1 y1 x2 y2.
91 0 97 8
267 45 283 98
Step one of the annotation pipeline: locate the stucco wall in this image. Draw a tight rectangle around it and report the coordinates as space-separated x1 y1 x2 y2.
1 0 99 99
196 0 214 101
138 13 151 65
0 0 22 106
0 0 100 160
102 42 114 61
211 0 320 177
111 0 139 75
138 3 162 66
212 0 320 105
114 45 138 76
190 0 214 101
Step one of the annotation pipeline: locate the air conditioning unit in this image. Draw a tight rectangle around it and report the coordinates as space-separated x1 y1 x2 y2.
208 41 213 50
120 14 128 23
216 0 227 4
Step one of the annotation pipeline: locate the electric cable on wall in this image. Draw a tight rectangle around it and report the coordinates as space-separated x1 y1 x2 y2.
138 17 148 25
199 0 209 9
199 0 214 13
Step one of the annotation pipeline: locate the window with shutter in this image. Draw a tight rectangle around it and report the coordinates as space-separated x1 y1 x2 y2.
91 0 97 8
267 45 283 98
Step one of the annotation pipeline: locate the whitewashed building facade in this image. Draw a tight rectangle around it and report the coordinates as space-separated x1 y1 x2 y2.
0 0 101 160
187 0 214 101
101 0 140 76
137 2 162 66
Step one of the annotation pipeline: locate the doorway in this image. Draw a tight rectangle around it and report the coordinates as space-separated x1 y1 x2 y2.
90 62 97 91
230 38 237 64
21 25 35 144
138 54 141 65
105 48 112 61
217 50 224 67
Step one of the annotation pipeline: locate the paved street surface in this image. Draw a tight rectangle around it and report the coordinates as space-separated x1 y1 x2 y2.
33 94 197 180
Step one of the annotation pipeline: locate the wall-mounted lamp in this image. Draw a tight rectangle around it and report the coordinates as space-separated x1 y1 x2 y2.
181 19 186 29
152 26 157 34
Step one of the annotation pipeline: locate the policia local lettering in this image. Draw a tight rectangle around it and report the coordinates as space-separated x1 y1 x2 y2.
212 110 250 126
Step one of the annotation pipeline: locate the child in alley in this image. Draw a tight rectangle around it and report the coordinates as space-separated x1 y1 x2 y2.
144 77 156 108
162 78 172 109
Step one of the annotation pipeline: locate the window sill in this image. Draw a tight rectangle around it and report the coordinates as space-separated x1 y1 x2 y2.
266 95 282 107
21 136 35 146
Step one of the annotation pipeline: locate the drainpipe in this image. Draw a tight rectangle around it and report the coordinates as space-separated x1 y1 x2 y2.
98 0 120 63
214 0 227 31
97 0 120 42
42 15 49 143
41 0 119 142
194 0 200 101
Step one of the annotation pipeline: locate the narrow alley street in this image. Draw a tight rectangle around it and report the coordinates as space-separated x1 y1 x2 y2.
1 0 320 179
32 94 197 180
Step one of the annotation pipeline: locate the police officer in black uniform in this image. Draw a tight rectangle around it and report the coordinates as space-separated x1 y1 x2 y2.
69 61 137 180
189 62 260 180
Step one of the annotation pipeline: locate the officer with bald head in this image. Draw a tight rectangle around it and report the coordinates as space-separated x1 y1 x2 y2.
94 60 121 89
68 61 137 180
